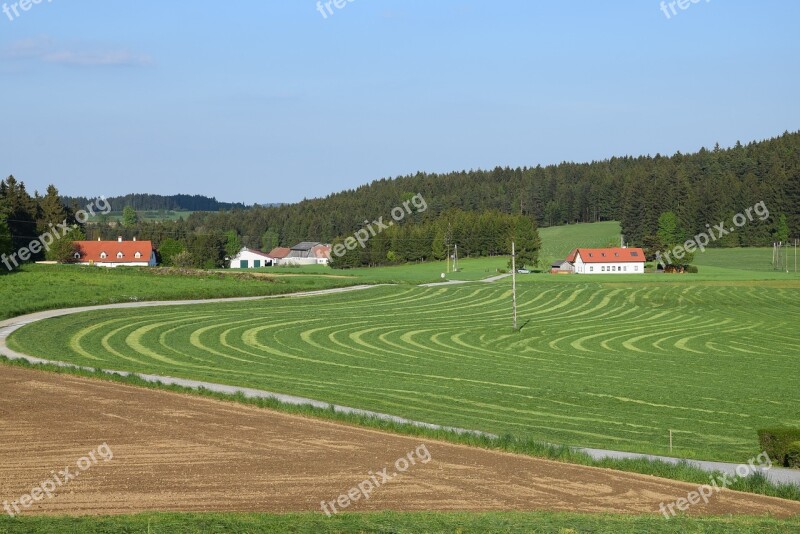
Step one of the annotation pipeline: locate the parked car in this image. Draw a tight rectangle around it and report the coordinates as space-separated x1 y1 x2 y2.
517 269 531 274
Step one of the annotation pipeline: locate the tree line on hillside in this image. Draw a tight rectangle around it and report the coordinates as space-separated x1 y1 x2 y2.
3 130 798 270
63 193 250 213
139 131 800 252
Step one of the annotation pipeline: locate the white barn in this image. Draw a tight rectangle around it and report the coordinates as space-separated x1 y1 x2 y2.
229 247 274 268
571 247 645 274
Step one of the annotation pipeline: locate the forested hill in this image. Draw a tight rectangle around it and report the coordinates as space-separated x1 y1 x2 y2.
183 131 799 248
63 193 249 213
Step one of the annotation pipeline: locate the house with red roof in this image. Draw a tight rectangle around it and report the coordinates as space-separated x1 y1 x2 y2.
570 247 645 274
73 237 156 268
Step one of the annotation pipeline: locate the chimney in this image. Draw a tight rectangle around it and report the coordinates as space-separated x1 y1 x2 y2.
133 237 137 242
117 236 123 243
97 237 101 241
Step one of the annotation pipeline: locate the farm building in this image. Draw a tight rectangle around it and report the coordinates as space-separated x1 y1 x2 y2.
229 247 275 268
282 242 331 266
550 259 575 274
266 247 291 265
73 237 156 268
570 247 645 274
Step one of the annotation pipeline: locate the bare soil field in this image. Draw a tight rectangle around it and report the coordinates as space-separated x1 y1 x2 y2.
1 366 799 518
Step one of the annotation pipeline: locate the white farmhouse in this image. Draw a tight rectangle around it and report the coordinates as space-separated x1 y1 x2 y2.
570 247 645 274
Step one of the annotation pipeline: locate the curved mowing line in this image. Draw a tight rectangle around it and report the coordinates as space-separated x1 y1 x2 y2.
8 280 800 464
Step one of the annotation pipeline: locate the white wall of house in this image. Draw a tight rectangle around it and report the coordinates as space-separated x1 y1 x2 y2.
230 248 273 268
280 257 328 266
573 255 644 274
76 251 156 268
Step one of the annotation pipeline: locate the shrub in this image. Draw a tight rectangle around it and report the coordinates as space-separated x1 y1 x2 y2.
686 265 699 274
758 427 800 466
788 441 800 468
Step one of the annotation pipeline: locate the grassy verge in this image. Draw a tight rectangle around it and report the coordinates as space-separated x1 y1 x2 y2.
0 511 798 533
0 264 363 320
2 356 798 504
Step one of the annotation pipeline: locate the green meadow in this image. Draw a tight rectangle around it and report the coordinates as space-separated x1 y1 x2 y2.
10 262 800 462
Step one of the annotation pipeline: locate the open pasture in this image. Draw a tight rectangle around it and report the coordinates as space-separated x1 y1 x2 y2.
9 276 800 462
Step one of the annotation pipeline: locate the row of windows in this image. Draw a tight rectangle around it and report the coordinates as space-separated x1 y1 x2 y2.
74 252 144 260
588 265 640 273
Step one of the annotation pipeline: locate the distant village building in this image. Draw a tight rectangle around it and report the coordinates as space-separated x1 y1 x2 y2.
73 237 156 268
282 242 331 266
568 247 645 274
229 247 275 268
266 247 291 265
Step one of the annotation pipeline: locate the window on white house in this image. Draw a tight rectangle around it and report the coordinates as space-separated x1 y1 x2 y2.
100 252 107 259
601 266 605 272
135 252 142 259
117 252 124 259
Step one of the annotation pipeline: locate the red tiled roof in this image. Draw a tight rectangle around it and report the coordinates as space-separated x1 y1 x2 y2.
311 244 331 259
267 247 291 259
565 248 578 263
576 247 645 263
74 240 153 263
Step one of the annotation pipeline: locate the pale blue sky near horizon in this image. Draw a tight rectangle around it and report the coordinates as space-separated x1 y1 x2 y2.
1 0 798 204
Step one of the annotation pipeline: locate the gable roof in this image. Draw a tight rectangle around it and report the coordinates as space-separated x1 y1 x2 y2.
74 240 153 263
575 247 645 263
311 244 331 259
290 241 320 251
565 248 578 263
267 247 291 259
236 247 273 258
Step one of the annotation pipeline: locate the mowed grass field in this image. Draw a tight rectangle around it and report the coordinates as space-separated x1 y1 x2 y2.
9 261 800 462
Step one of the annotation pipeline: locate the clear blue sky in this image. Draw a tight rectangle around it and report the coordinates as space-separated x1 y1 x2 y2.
1 0 798 204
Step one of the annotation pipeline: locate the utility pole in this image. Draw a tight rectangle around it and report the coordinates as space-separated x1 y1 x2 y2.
453 244 459 272
512 241 518 331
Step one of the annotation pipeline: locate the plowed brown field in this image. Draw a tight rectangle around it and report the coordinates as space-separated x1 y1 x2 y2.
1 366 799 518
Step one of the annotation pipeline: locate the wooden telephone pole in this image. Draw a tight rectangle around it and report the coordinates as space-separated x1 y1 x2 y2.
512 241 518 331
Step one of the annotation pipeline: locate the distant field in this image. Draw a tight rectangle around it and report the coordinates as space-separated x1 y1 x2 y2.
538 221 622 265
99 210 198 222
11 271 800 462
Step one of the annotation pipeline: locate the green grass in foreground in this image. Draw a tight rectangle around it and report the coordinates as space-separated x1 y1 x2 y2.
2 357 799 504
1 511 798 534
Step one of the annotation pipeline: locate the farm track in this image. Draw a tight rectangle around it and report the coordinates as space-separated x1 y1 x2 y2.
1 365 800 517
